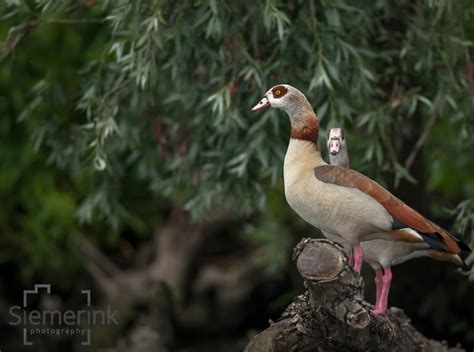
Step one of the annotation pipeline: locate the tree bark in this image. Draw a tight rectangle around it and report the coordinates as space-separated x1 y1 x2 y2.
245 238 464 352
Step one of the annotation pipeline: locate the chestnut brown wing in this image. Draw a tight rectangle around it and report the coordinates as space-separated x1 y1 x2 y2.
314 165 461 254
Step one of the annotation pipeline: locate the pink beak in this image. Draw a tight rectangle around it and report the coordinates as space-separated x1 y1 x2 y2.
251 96 271 112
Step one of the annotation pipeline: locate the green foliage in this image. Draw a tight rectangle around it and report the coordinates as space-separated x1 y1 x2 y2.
0 115 80 282
452 198 474 276
1 0 474 276
454 199 474 240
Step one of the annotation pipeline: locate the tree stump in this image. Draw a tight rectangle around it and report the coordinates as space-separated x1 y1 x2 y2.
245 238 464 352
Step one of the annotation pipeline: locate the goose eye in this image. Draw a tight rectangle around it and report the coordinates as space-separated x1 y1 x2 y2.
271 86 288 98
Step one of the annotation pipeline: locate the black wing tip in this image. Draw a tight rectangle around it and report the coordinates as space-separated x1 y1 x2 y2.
418 232 448 252
398 220 472 270
414 229 472 268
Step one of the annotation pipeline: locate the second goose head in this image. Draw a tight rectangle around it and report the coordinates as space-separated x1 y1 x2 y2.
327 128 350 168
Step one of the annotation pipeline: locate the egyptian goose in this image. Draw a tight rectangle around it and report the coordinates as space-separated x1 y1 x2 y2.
250 84 471 278
326 127 438 314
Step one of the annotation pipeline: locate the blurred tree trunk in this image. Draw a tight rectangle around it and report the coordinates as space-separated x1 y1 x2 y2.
76 208 265 351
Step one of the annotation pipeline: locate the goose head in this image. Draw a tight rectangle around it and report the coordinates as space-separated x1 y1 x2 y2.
250 84 318 135
250 84 313 116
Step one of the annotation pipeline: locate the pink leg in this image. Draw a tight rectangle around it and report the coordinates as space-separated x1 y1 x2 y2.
352 245 364 273
374 268 383 306
372 268 384 313
372 267 392 315
347 248 354 267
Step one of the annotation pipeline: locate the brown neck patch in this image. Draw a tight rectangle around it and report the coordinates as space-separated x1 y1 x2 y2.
290 115 320 144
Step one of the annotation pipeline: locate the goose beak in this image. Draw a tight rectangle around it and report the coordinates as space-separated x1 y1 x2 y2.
251 96 271 112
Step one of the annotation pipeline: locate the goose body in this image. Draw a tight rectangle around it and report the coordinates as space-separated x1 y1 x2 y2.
251 84 470 282
284 139 395 245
